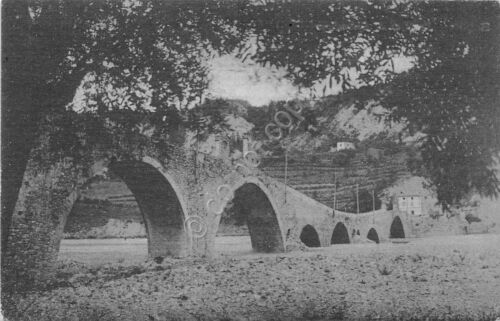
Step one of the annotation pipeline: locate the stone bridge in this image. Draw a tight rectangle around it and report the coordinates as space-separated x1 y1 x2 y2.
2 124 412 290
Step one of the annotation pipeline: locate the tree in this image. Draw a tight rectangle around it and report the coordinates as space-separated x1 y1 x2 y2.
2 0 499 250
1 0 249 250
232 1 500 209
381 2 500 208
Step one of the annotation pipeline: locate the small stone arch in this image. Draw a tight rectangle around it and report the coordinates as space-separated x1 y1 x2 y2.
331 222 350 244
367 228 380 244
390 216 405 239
299 224 321 248
224 182 285 253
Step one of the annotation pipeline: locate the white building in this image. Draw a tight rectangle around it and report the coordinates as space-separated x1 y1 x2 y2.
381 176 442 217
397 195 424 216
337 142 355 151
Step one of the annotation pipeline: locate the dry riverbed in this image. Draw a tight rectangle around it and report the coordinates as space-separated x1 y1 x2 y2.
3 234 500 321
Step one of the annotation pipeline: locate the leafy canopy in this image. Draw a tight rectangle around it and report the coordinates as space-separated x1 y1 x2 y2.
230 1 500 208
10 0 500 209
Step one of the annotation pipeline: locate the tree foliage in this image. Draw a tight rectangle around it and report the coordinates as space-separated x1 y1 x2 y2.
233 1 500 208
2 0 250 247
234 1 421 91
2 0 500 242
380 2 500 208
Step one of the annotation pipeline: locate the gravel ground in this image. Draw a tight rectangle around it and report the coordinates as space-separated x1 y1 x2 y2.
4 234 500 321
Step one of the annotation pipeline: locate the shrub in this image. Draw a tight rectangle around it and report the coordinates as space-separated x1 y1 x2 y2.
465 213 481 224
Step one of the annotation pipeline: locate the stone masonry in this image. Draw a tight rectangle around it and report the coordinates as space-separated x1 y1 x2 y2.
2 119 416 292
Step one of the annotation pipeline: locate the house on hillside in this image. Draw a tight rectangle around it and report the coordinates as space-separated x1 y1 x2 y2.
337 141 356 151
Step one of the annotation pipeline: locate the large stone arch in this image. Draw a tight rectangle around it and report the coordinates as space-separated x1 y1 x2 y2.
233 182 284 252
331 222 350 244
212 178 285 253
109 159 189 257
2 144 195 290
299 224 321 248
390 216 405 238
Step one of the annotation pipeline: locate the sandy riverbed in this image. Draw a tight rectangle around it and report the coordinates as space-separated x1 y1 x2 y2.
58 236 254 266
4 234 500 321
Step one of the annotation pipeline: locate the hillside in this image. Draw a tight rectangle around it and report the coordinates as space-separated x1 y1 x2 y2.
260 151 409 212
221 95 499 232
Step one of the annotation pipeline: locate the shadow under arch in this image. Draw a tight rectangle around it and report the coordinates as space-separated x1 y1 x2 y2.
390 216 405 239
229 182 285 253
367 228 380 243
331 222 350 244
300 225 321 247
110 160 188 257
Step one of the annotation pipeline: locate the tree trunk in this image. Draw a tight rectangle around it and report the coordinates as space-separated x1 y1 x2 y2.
2 1 86 253
2 0 38 252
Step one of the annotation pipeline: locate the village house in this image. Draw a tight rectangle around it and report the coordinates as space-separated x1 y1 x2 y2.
337 141 356 151
397 194 425 216
381 176 442 216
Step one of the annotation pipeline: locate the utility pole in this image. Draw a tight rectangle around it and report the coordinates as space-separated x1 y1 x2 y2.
333 173 337 211
372 189 375 212
356 184 359 214
284 149 288 203
195 127 199 183
372 188 375 224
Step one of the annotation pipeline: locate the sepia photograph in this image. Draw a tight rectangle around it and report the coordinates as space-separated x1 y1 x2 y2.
2 0 500 320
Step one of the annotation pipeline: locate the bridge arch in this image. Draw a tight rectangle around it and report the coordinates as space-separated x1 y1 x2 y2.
4 149 194 290
389 216 405 239
331 222 350 244
219 180 285 253
299 225 321 248
109 159 189 257
367 227 380 243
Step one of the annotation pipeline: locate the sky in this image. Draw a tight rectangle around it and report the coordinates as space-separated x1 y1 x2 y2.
206 55 323 106
207 54 414 107
70 53 414 111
